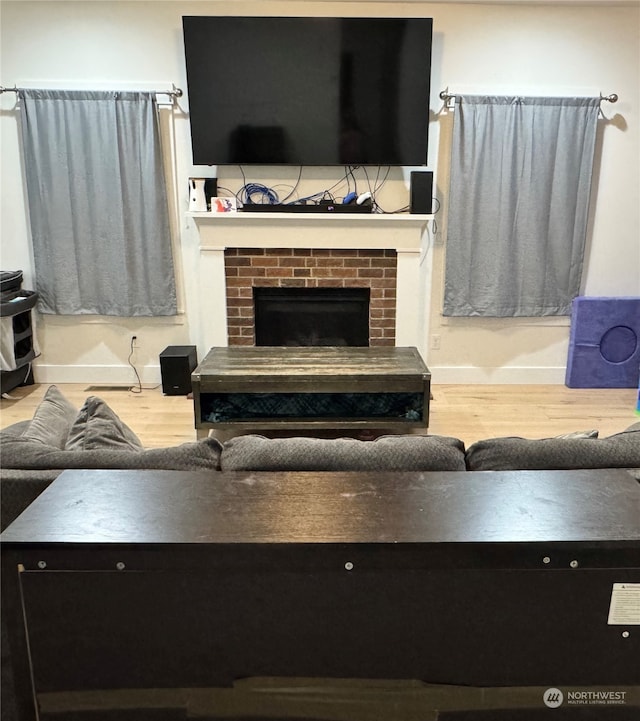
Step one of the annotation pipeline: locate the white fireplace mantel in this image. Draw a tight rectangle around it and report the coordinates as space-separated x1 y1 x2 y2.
188 212 434 357
190 211 431 249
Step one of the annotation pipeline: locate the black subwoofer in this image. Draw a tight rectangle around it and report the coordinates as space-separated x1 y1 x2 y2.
159 346 197 396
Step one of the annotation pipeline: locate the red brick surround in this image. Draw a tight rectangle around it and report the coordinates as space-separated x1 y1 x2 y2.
224 248 397 346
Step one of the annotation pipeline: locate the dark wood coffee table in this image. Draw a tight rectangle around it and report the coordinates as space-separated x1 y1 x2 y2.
191 346 431 437
2 468 639 719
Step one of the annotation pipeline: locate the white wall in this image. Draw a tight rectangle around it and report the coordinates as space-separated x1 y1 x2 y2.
1 1 638 384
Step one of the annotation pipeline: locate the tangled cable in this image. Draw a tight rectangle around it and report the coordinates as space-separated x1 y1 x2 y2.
239 183 280 206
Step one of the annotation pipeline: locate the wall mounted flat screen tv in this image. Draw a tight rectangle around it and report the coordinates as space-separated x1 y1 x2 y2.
182 16 433 166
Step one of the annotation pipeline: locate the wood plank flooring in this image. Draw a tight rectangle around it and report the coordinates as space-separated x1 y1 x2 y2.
1 382 637 449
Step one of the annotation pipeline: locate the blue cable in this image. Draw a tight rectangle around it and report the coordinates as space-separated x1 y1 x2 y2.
241 183 280 205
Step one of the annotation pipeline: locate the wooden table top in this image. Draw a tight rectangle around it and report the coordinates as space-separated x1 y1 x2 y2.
3 468 639 549
193 346 430 381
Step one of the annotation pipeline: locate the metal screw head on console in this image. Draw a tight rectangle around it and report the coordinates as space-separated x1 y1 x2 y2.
543 556 551 564
37 560 47 569
116 561 126 571
344 561 354 571
570 560 579 568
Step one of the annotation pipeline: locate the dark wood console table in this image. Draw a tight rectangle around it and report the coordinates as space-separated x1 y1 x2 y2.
191 346 431 437
2 468 639 720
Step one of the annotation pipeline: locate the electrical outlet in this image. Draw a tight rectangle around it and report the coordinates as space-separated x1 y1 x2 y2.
431 334 441 350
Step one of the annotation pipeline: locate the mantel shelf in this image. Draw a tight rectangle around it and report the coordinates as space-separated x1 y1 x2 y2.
188 211 432 228
189 209 432 253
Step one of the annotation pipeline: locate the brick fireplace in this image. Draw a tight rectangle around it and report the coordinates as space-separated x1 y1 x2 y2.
189 213 432 359
224 248 397 346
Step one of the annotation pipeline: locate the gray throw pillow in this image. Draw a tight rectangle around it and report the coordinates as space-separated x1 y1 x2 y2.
465 425 640 471
65 396 144 451
20 385 78 449
0 436 223 472
220 433 467 472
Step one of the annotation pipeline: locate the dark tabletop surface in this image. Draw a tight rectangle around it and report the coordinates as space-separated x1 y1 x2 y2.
2 468 639 546
194 346 430 380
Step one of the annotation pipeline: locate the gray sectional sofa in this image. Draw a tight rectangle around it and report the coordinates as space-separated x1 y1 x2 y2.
2 385 640 533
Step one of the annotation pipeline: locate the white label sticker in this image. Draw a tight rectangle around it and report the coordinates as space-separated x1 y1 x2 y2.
608 583 640 625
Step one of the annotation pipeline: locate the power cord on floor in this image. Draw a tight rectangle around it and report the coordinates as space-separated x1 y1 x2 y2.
128 336 142 394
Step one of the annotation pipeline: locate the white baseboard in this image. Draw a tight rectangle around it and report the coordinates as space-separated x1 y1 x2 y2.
32 362 567 386
32 364 162 386
430 366 568 384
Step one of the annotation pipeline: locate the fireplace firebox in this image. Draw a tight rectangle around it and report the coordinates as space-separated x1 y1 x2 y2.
254 287 370 346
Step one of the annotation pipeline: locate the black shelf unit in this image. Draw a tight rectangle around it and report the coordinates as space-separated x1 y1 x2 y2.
1 271 39 395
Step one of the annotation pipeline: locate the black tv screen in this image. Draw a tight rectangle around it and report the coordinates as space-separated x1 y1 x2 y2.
182 16 433 166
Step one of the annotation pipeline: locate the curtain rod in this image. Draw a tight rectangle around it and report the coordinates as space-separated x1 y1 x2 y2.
0 85 183 98
439 90 618 104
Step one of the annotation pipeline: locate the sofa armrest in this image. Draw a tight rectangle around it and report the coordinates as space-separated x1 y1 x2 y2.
0 469 63 531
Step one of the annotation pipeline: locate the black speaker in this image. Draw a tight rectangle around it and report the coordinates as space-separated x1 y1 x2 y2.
410 171 433 214
159 346 198 396
204 178 218 208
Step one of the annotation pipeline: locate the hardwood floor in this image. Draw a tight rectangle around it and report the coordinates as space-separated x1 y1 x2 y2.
1 382 637 448
428 384 638 446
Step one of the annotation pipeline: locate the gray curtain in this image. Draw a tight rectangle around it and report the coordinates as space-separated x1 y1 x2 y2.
19 89 177 316
444 95 600 317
